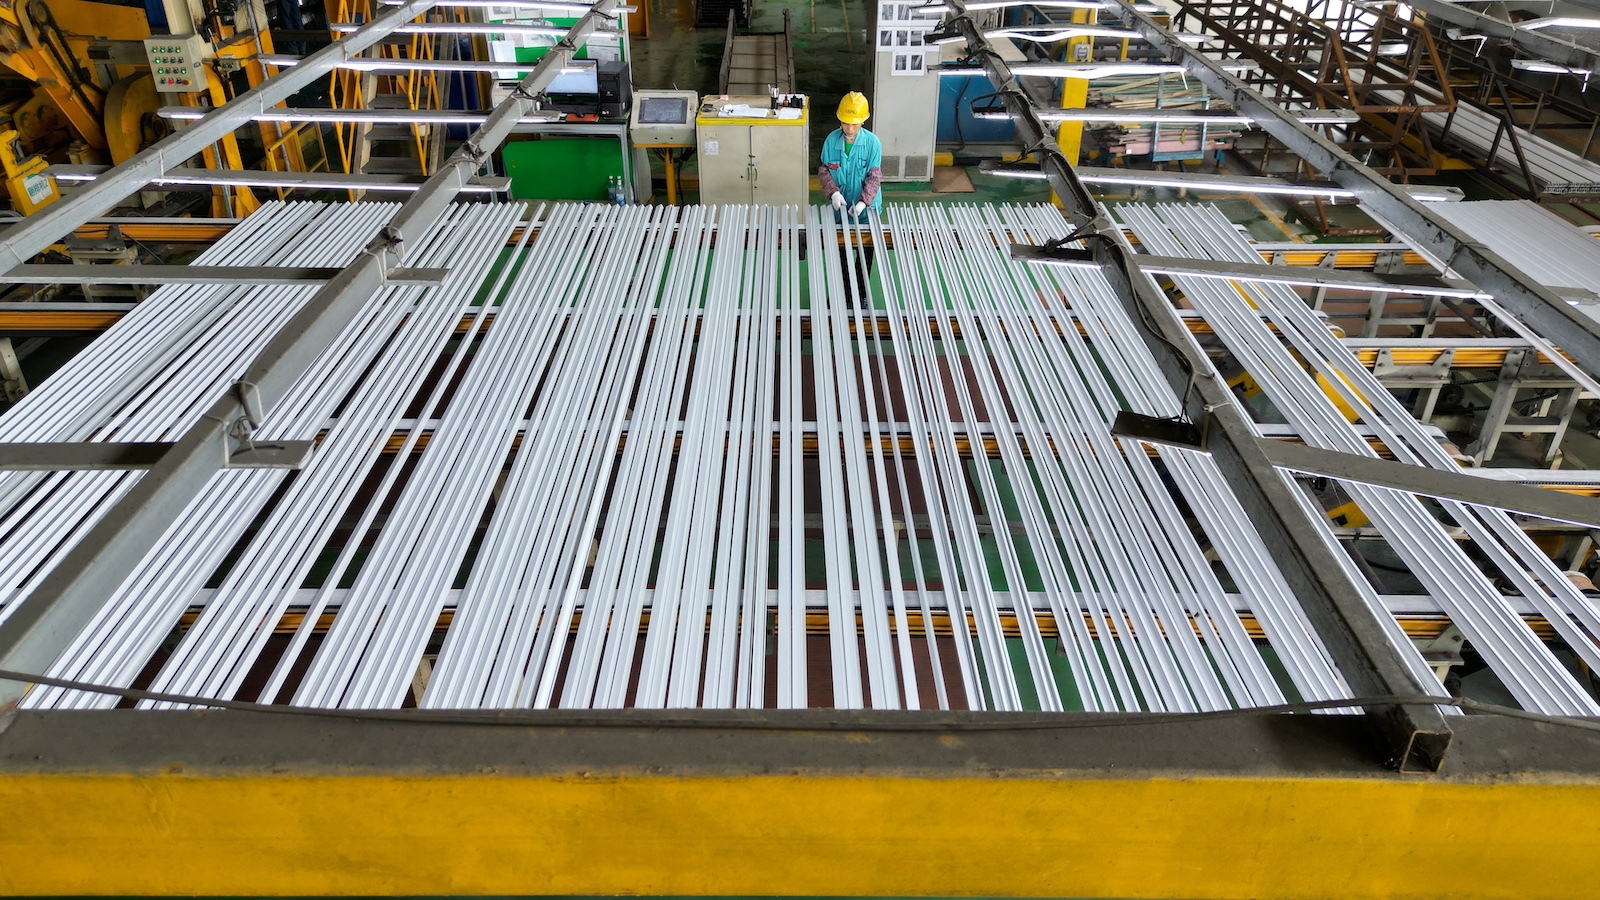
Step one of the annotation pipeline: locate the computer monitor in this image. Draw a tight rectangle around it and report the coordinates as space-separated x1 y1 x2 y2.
547 60 599 95
639 96 688 125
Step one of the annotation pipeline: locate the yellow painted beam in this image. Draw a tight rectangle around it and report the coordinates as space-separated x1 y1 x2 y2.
1 772 1597 897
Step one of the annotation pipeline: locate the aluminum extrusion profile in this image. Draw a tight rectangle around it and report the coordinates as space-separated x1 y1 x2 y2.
0 265 449 285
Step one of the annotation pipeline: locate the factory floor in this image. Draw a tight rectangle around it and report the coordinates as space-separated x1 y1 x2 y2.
628 0 1058 206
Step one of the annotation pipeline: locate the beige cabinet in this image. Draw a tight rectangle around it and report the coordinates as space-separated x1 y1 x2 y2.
695 96 810 205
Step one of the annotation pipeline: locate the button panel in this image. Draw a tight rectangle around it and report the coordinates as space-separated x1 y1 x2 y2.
143 34 211 93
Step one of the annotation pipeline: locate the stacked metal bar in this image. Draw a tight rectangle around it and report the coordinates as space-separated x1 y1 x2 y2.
15 200 525 708
1118 202 1600 716
14 201 1355 712
0 202 399 623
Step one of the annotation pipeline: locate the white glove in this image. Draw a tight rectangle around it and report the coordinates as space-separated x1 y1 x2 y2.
830 191 846 211
851 201 867 218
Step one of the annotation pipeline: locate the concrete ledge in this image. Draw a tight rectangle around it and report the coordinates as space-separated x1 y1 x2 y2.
0 710 1596 897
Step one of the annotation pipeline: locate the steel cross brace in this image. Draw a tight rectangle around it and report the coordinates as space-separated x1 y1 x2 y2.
1259 440 1600 529
0 265 449 286
946 0 1453 770
0 0 621 710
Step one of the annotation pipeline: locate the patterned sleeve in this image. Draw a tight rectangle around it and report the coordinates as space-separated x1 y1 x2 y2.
818 164 840 197
860 167 882 205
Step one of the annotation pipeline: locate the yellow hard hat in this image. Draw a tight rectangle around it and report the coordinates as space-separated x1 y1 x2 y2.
837 92 870 125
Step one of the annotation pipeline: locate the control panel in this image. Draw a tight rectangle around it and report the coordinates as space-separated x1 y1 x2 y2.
144 34 210 93
629 90 699 147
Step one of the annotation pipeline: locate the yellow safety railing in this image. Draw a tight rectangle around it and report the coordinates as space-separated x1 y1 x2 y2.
262 121 333 200
328 0 449 197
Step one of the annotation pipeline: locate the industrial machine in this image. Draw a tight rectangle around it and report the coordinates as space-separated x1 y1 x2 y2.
1 0 1600 895
0 0 151 157
695 94 808 204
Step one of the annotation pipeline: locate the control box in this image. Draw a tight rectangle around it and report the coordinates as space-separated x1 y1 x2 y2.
144 34 210 93
629 90 699 147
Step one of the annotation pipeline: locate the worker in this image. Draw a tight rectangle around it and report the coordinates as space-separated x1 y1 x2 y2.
819 92 883 218
818 91 882 304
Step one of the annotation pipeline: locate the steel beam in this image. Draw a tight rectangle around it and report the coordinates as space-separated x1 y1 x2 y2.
947 0 1453 770
0 440 315 470
0 710 1594 897
1132 253 1486 299
1261 439 1600 528
1099 0 1600 383
0 0 618 709
1407 0 1600 74
0 0 439 272
0 265 448 286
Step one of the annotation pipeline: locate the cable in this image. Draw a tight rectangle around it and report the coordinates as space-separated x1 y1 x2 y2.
2 666 1598 735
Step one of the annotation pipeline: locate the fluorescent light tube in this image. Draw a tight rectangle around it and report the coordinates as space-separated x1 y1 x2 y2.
1520 16 1600 31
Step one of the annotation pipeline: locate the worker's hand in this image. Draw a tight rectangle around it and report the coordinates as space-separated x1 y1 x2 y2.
831 191 846 211
851 201 867 218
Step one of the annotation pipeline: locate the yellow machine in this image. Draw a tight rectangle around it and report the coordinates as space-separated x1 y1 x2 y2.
0 0 152 153
0 0 270 216
0 128 58 214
